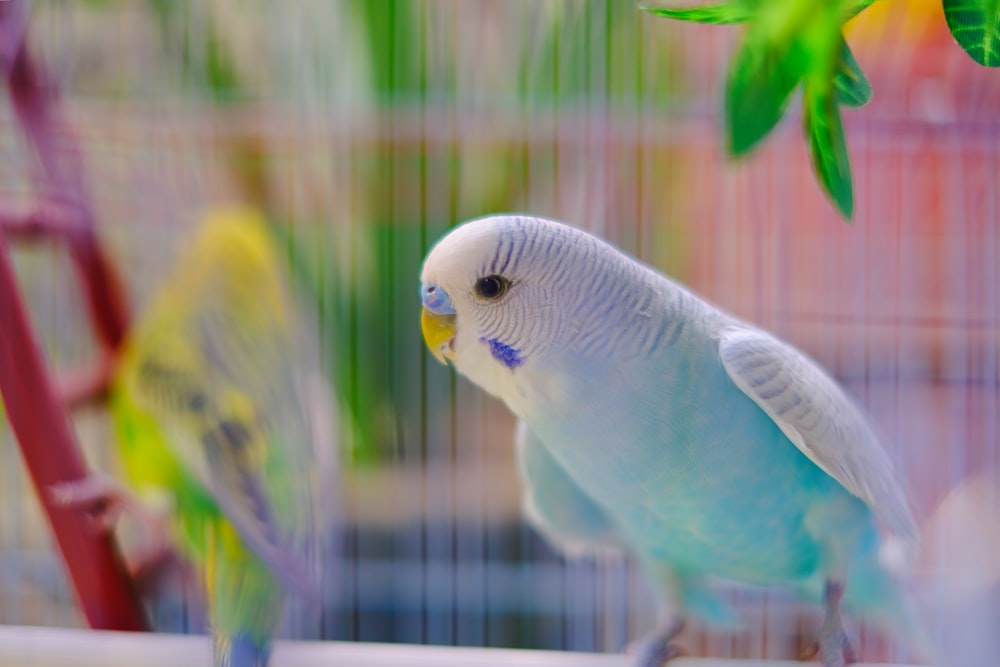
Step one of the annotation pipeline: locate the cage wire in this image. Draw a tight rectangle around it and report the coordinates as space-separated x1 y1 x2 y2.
0 0 997 664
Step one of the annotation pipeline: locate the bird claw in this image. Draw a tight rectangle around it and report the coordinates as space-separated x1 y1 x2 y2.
800 629 857 667
803 580 857 667
48 473 129 533
50 474 181 597
627 619 686 667
49 473 169 542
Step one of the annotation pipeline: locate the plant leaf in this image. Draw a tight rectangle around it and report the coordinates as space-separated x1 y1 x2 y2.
804 81 854 219
641 2 751 24
845 0 876 20
943 0 1000 67
726 36 807 155
834 37 871 107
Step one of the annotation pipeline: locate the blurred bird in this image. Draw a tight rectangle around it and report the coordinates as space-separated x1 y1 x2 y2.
419 215 917 667
57 206 334 667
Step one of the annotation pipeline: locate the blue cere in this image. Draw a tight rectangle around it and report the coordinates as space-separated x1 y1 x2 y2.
421 282 455 314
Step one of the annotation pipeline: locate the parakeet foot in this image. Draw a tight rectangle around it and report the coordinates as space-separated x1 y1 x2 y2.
801 581 857 667
627 619 685 667
49 473 170 554
48 473 133 532
49 473 178 594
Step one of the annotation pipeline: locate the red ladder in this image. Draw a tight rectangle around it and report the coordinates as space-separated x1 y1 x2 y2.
0 0 147 631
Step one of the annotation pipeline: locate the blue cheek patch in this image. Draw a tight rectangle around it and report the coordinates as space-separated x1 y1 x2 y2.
483 337 523 369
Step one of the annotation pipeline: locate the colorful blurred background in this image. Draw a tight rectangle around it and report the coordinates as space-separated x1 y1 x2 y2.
1 0 997 664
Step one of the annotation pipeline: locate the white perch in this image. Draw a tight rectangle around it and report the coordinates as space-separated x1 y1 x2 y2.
0 624 920 667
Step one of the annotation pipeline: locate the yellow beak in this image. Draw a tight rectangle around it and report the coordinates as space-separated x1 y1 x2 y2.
421 307 456 365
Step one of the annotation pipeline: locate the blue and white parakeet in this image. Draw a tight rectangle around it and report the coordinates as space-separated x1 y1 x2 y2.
419 215 917 667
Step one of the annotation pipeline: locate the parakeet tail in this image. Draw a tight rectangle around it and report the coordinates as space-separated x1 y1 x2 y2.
205 522 284 667
215 632 272 667
845 547 931 663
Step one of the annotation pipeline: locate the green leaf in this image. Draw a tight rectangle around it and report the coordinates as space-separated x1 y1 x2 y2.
726 36 807 155
834 37 871 107
641 2 751 24
943 0 1000 66
845 0 877 20
803 82 854 219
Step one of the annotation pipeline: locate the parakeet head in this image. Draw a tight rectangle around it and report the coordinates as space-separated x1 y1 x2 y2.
173 206 291 331
419 215 646 406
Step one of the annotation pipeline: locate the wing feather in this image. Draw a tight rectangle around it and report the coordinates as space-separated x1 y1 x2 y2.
718 326 917 548
120 210 334 597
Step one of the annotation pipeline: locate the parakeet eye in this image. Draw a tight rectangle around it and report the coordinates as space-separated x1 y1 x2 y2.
475 275 509 300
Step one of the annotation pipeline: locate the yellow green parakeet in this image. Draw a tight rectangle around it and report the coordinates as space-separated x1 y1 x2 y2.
110 206 333 667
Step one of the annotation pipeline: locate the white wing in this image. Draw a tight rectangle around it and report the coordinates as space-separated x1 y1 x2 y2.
718 326 917 547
